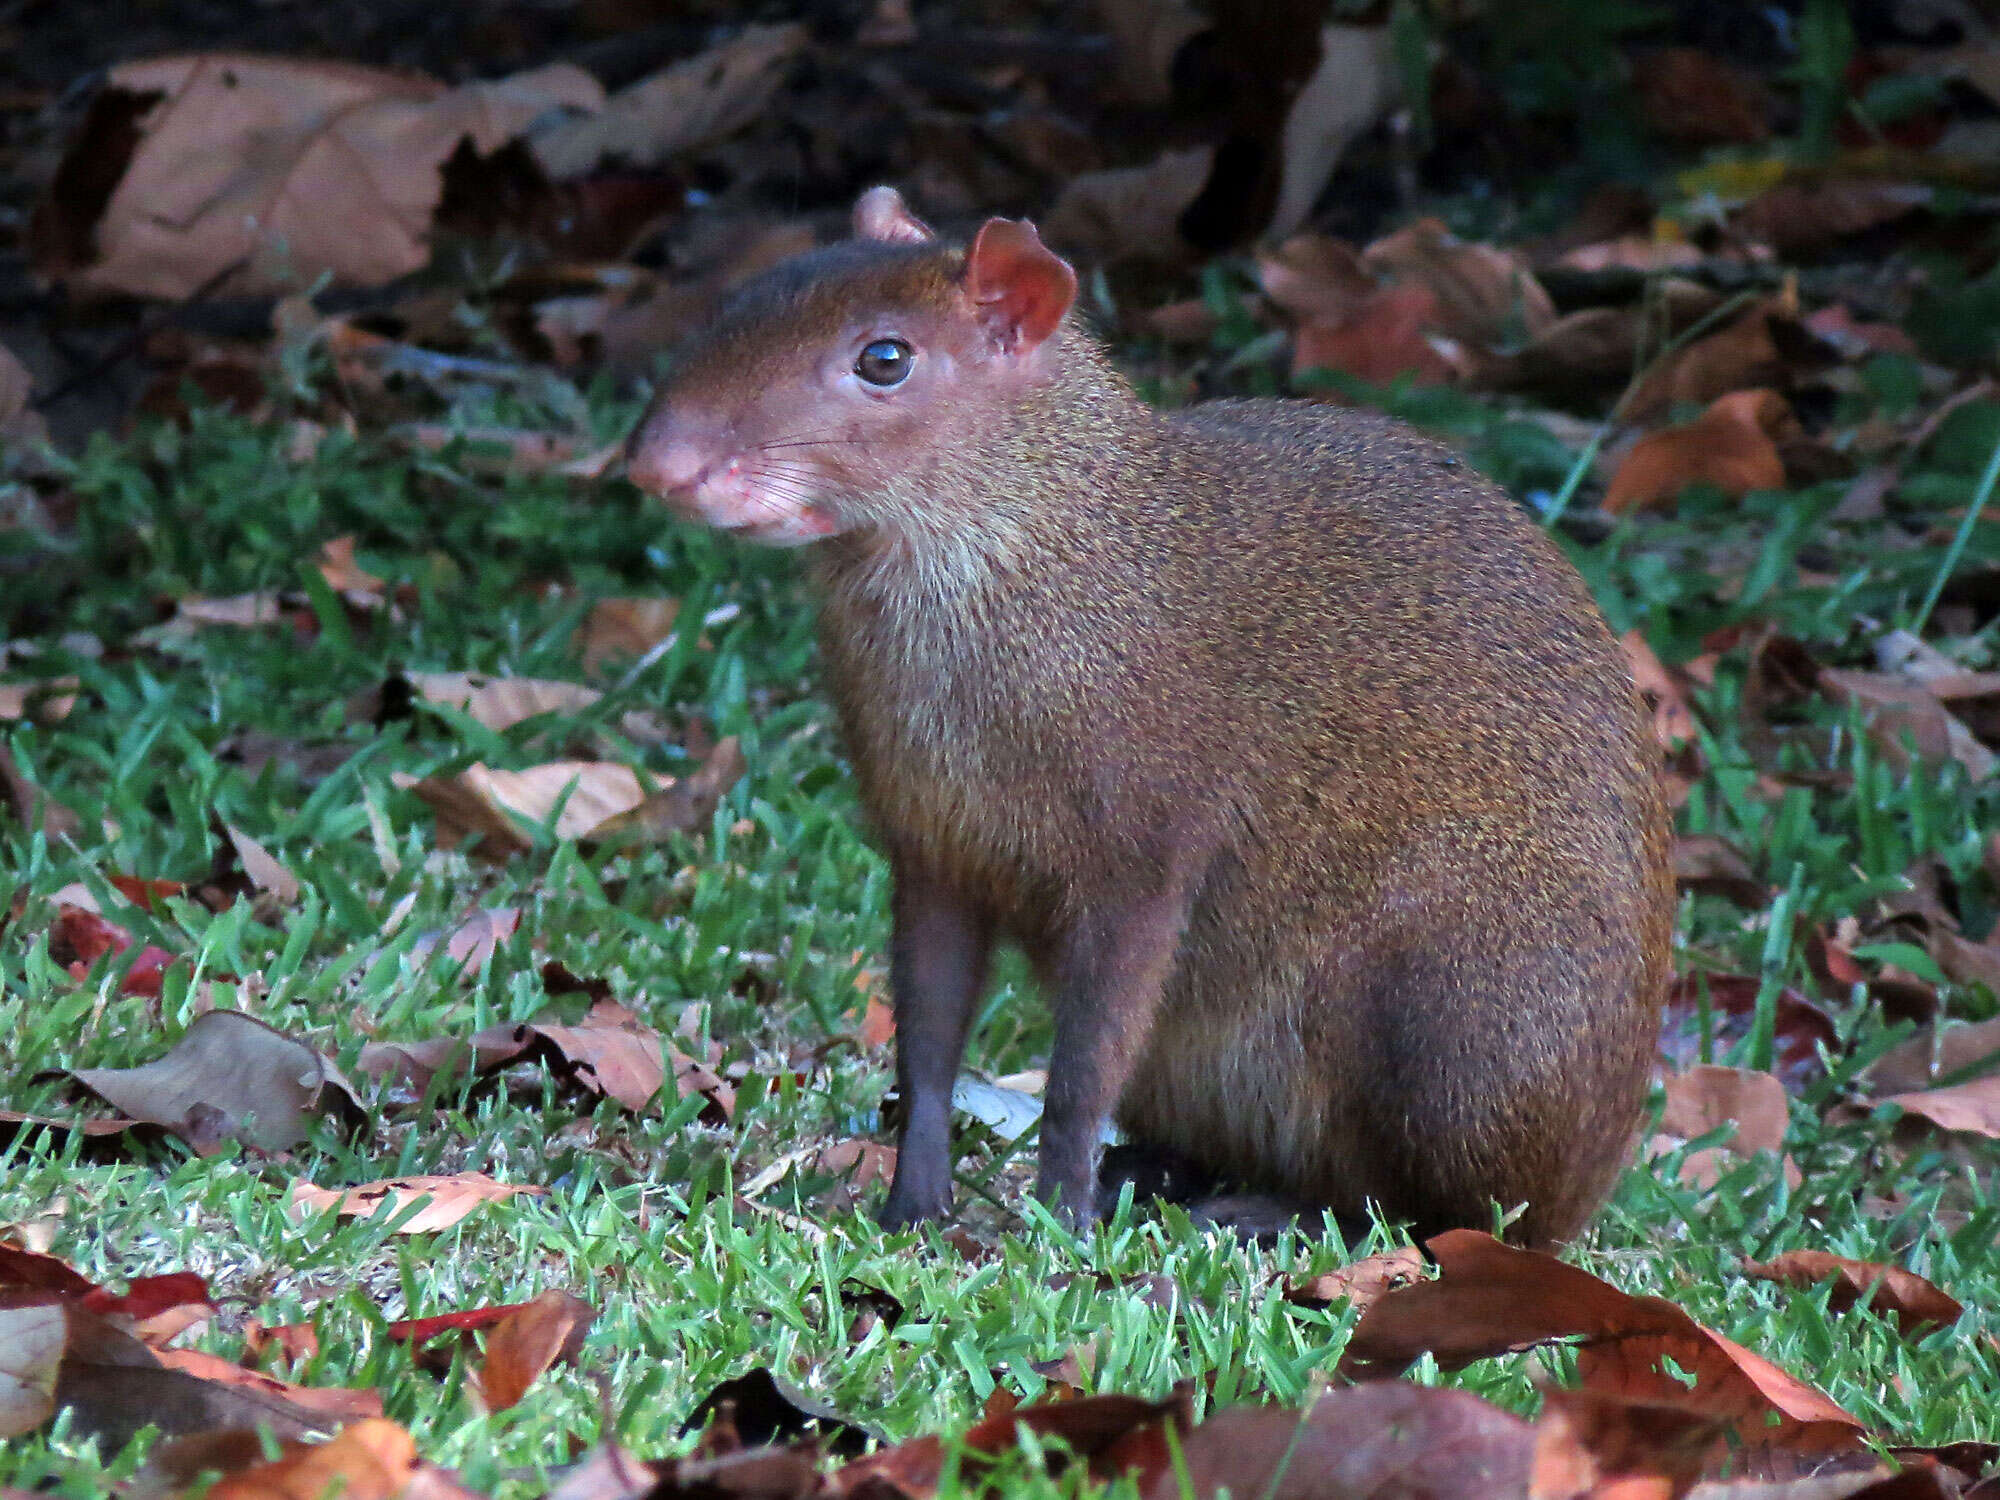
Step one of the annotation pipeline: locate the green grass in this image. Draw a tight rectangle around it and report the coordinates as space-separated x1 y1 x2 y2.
4 341 2000 1496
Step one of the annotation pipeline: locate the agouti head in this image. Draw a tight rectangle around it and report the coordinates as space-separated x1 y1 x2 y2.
625 187 1080 546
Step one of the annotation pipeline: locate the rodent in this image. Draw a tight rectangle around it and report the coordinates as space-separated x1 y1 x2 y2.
625 185 1673 1248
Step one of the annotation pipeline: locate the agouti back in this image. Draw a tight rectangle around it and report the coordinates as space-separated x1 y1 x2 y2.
626 187 1672 1248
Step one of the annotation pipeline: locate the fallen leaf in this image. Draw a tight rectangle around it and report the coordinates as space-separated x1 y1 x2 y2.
35 56 604 299
1621 632 1698 749
1653 1065 1793 1190
1145 1385 1533 1500
1735 180 1926 260
1866 1016 2000 1094
1882 1078 2000 1141
0 677 78 724
223 825 302 906
1659 978 1836 1093
1284 1246 1428 1311
1632 47 1771 144
1742 1253 1962 1337
578 597 681 673
1620 302 1815 426
1530 1385 1733 1500
1605 390 1792 513
1294 282 1466 388
510 1000 668 1112
409 906 521 972
1338 1230 1863 1460
471 1289 595 1412
1042 146 1211 265
62 1010 362 1154
1362 217 1556 348
530 25 804 179
1817 670 1996 782
288 1173 545 1235
591 735 746 843
206 1417 420 1500
1673 835 1767 908
815 1140 898 1211
402 760 646 852
0 1301 63 1437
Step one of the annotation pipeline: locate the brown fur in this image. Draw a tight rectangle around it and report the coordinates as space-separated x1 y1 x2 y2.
628 213 1673 1248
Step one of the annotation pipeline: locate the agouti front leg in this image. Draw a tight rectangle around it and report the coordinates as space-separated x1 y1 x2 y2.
1039 849 1205 1224
879 861 994 1228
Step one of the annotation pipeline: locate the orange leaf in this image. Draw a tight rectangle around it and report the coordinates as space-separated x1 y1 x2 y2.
1604 390 1790 514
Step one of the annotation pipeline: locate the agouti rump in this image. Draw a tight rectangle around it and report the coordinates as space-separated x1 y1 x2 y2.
625 186 1672 1248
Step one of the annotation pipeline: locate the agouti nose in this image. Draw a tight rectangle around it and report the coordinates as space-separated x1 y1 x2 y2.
627 437 711 497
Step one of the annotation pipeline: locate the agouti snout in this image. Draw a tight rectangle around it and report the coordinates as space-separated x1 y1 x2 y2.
626 187 1672 1247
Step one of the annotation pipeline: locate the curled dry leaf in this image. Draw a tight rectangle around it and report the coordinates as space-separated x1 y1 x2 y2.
1284 1246 1428 1311
1631 47 1771 144
1530 1386 1733 1500
1620 301 1807 425
223 824 301 906
1338 1230 1863 1460
578 597 681 673
402 670 665 740
289 1172 545 1235
1741 1253 1963 1337
472 1289 595 1413
62 1009 362 1154
530 24 805 179
1361 217 1556 348
1659 978 1837 1093
1604 390 1793 514
0 677 78 724
512 999 669 1113
1673 834 1767 908
7 1300 371 1451
1866 1015 2000 1094
1145 1385 1533 1500
1621 632 1698 750
204 1418 422 1500
35 55 604 299
1816 670 1996 783
409 905 520 972
1653 1064 1795 1190
1042 146 1211 265
315 536 388 608
1881 1077 2000 1141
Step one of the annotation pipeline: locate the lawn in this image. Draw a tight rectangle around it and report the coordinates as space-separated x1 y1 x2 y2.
4 299 2000 1494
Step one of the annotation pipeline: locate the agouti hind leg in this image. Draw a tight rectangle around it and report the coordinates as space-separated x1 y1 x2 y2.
879 862 994 1228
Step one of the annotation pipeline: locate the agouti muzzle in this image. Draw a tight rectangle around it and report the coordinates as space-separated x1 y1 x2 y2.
626 187 1672 1247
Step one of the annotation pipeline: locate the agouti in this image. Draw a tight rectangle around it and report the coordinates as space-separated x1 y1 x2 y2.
626 186 1672 1248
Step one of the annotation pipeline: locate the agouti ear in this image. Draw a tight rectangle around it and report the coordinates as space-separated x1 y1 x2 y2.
853 186 935 244
964 217 1077 354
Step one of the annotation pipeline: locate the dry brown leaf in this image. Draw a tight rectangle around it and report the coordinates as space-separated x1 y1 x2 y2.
1672 835 1766 907
0 1302 62 1437
1605 390 1792 513
1621 632 1697 750
404 672 606 732
174 593 289 628
0 678 79 724
1734 181 1926 259
1652 1065 1793 1191
64 1010 361 1155
1362 217 1556 347
1042 146 1211 265
578 597 681 673
513 1000 666 1112
289 1173 544 1235
1882 1077 2000 1141
402 760 647 852
1741 1253 1963 1337
1257 233 1376 326
224 824 301 906
1295 283 1466 388
153 1347 382 1426
1146 1385 1533 1500
37 56 603 299
1338 1230 1864 1460
206 1417 419 1500
1866 1016 2000 1094
594 735 746 843
409 906 521 971
472 1290 595 1412
1529 1386 1731 1500
1632 47 1771 144
1817 670 1996 782
315 537 388 610
530 25 803 179
1620 302 1803 425
1283 1246 1428 1312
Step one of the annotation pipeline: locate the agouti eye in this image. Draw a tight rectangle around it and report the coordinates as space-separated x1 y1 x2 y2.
855 338 913 387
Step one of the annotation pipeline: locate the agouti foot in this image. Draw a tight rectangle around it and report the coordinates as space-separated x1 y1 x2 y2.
1094 1142 1216 1217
